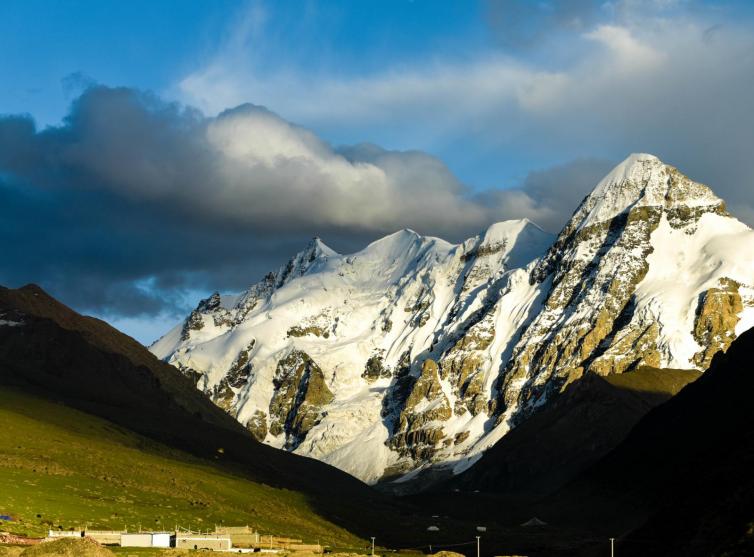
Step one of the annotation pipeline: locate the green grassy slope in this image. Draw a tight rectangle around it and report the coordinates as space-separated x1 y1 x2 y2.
0 385 362 546
0 284 416 547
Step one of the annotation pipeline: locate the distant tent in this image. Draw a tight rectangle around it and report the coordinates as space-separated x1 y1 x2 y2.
521 517 547 527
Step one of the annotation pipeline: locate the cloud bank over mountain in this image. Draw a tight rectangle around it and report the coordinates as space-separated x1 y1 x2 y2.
179 0 754 223
3 0 754 343
1 86 600 330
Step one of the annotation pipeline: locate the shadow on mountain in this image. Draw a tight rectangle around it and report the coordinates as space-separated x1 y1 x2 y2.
448 366 700 498
407 331 753 556
544 327 754 556
0 284 411 545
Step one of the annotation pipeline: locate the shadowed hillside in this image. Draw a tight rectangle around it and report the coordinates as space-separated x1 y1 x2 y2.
446 366 700 498
545 327 754 556
0 386 362 544
0 284 410 546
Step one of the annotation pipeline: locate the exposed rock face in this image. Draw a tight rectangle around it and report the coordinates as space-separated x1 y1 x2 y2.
211 378 236 413
227 340 256 388
493 154 747 426
152 154 754 485
440 316 495 417
288 325 330 338
269 350 334 450
362 353 391 382
693 278 743 368
388 359 452 460
245 409 268 442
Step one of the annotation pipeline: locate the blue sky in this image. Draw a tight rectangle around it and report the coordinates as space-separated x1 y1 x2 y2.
3 0 754 343
1 1 510 182
3 0 752 188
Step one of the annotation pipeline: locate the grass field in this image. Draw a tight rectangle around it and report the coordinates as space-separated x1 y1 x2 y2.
0 386 365 549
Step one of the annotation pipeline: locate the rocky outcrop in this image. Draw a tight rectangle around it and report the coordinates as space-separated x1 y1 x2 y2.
180 309 206 340
287 325 330 338
362 353 391 382
211 378 235 414
388 359 452 461
693 278 743 368
440 317 495 417
589 320 662 375
269 351 334 450
227 340 256 388
245 409 268 442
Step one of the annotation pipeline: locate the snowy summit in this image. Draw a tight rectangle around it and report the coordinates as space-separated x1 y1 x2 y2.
152 154 754 485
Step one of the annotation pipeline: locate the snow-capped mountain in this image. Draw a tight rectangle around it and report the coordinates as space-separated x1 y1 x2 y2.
151 154 754 484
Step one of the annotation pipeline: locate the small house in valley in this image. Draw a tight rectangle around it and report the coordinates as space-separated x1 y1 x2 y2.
175 533 232 551
120 532 172 548
84 530 124 545
46 530 83 539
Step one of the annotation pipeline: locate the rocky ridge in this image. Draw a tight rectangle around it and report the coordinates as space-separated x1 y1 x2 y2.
151 154 754 484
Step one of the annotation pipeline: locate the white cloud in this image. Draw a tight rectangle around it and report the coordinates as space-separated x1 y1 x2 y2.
175 2 754 228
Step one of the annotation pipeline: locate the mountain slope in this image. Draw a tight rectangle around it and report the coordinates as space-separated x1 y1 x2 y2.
0 385 360 545
445 366 700 498
495 153 754 425
0 284 403 544
151 219 555 482
153 153 754 484
546 326 754 556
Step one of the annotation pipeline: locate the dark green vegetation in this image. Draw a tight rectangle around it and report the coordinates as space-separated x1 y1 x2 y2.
0 285 402 547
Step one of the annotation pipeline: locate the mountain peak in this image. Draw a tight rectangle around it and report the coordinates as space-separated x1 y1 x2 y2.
274 237 337 289
151 154 754 486
358 228 425 258
573 153 724 230
481 218 544 241
592 152 661 193
306 236 338 258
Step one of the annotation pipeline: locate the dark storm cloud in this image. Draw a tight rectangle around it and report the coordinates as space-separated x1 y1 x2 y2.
0 173 306 317
2 86 596 322
474 158 616 231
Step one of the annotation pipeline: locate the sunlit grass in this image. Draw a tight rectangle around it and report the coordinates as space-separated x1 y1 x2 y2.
0 387 362 548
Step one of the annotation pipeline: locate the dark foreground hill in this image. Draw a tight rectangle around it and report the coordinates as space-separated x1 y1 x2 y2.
407 333 753 556
0 284 412 546
547 327 754 556
447 366 700 498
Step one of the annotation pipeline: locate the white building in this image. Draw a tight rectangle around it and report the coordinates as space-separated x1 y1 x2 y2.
47 530 83 538
175 534 232 551
120 533 153 547
119 532 173 547
151 532 172 548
